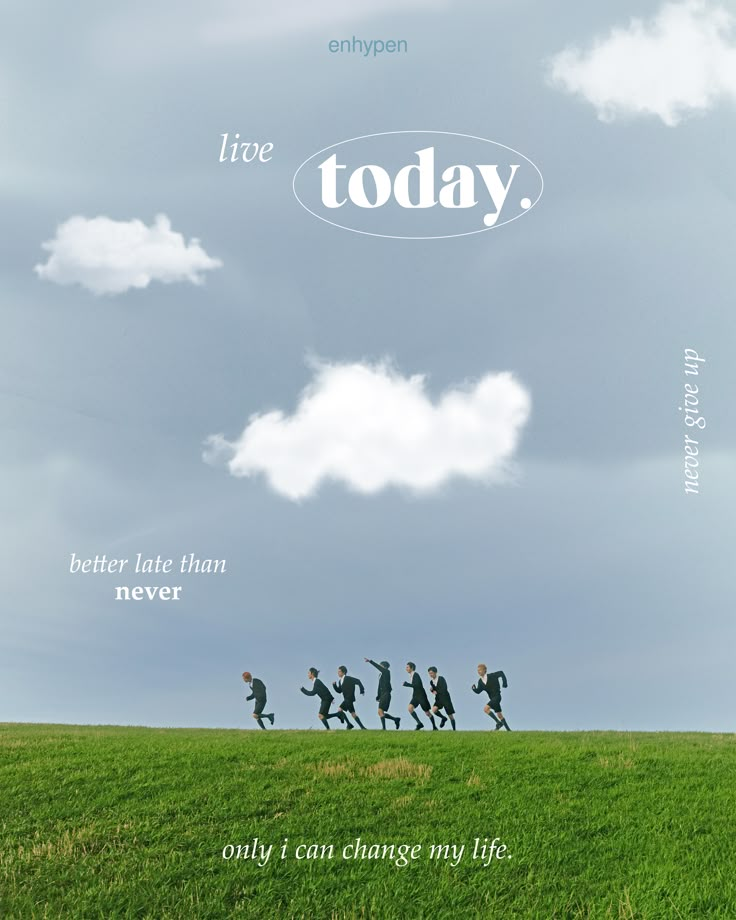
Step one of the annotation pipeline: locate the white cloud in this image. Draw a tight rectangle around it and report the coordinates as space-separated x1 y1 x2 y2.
34 214 222 295
204 360 531 500
548 1 736 126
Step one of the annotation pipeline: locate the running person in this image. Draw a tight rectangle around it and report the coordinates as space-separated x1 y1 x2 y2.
364 658 400 730
427 667 454 730
300 668 346 729
333 666 368 730
242 671 274 729
472 663 511 730
403 662 437 730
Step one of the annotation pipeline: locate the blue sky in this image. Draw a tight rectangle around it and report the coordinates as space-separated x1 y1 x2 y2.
2 0 735 731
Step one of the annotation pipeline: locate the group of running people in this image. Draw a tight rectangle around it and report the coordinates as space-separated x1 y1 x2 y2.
241 660 511 731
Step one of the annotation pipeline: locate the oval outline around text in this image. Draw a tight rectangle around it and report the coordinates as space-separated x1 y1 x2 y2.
292 130 544 240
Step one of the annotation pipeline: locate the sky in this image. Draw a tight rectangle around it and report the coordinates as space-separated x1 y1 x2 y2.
2 0 735 731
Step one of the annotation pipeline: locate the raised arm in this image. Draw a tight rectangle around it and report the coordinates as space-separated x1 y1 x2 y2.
491 670 508 688
332 680 342 693
471 682 483 694
365 658 387 673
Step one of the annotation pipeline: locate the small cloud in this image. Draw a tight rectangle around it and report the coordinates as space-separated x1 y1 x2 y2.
204 359 531 500
34 214 222 295
548 0 736 126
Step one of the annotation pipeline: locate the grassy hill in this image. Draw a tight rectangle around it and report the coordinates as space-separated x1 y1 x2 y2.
1 724 734 918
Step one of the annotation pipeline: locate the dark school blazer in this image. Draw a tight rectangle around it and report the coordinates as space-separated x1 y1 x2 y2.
429 675 452 709
333 675 365 700
403 671 428 699
472 671 508 697
367 659 392 699
301 678 334 703
246 678 267 702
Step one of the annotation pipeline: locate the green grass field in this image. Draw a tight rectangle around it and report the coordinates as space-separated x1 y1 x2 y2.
1 724 734 919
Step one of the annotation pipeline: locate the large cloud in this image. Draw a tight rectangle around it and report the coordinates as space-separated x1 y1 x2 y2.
34 214 222 295
548 1 736 126
204 360 531 500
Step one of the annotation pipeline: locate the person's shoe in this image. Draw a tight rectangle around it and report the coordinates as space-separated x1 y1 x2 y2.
414 723 424 731
432 724 439 731
338 712 346 723
395 718 401 730
439 716 448 728
269 714 275 725
494 722 503 730
346 722 354 730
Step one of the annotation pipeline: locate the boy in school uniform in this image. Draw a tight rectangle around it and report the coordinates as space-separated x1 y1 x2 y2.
333 666 368 729
300 668 346 729
364 658 400 729
403 661 438 731
242 671 274 730
472 663 511 730
427 666 454 730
